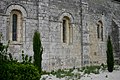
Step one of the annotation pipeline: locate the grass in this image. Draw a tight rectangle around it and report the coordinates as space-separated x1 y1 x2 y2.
50 68 75 78
83 66 100 74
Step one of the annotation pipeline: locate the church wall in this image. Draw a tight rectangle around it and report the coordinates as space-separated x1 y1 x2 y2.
39 0 82 71
0 0 120 71
86 0 111 65
0 0 38 61
87 0 120 65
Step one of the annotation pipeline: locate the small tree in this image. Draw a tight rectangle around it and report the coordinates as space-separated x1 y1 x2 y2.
106 35 114 72
33 30 43 72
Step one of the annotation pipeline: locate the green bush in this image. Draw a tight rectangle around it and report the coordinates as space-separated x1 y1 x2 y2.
0 42 40 80
0 62 40 80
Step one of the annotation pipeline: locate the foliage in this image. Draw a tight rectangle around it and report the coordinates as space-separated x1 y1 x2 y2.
21 51 32 64
0 42 40 80
101 63 107 71
113 65 120 70
33 30 43 72
0 62 40 80
83 66 100 74
51 69 74 78
41 70 52 75
106 36 114 72
0 41 10 63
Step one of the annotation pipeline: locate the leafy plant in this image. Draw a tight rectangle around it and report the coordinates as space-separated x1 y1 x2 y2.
0 42 40 80
21 51 32 64
0 62 40 80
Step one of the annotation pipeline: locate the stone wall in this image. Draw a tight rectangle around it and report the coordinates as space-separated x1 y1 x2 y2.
40 0 82 71
0 0 120 71
0 0 82 71
87 0 120 65
0 0 38 61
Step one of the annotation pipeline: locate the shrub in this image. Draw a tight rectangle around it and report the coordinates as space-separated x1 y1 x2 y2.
0 42 40 80
106 36 114 72
33 30 43 72
0 62 40 80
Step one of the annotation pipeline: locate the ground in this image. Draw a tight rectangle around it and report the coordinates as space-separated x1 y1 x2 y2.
40 66 120 80
80 70 120 80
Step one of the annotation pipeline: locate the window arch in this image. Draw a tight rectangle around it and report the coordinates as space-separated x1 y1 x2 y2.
10 10 23 43
97 20 103 41
62 16 72 44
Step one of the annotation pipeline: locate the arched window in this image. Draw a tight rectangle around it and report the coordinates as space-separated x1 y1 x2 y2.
62 16 72 44
97 20 103 41
10 10 22 43
63 19 67 43
12 14 17 41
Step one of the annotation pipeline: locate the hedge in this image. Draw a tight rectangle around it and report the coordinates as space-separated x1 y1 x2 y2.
0 62 40 80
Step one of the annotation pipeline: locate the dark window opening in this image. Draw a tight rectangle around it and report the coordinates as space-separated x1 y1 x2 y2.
63 20 66 43
97 26 100 38
114 0 120 2
12 14 17 41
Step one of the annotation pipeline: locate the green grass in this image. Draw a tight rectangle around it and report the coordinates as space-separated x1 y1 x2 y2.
83 66 100 74
50 69 75 78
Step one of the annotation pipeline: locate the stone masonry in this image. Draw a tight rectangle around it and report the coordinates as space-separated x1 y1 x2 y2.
0 0 120 71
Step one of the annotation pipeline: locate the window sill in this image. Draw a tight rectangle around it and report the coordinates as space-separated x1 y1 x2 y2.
62 42 72 47
10 41 23 45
